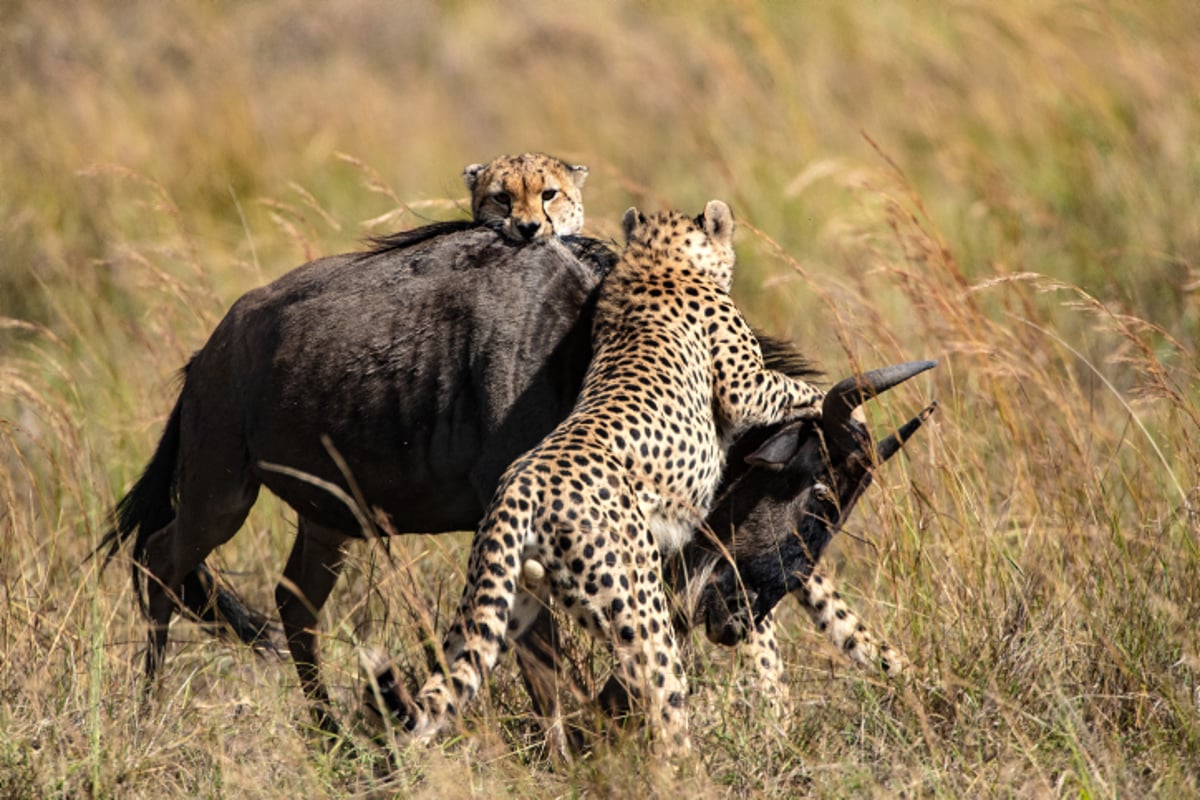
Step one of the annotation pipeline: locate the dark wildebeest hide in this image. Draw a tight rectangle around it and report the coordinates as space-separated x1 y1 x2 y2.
98 222 933 737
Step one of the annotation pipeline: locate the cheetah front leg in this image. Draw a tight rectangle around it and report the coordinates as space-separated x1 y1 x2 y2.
799 570 911 677
710 310 826 432
728 574 909 715
736 616 790 714
365 505 529 742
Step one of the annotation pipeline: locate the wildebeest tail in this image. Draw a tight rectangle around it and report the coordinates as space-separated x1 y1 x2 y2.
94 389 185 617
95 378 277 650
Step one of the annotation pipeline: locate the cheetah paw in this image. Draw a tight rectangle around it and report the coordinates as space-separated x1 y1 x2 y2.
359 649 428 737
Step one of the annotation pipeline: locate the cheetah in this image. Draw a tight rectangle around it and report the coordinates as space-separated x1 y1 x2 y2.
730 572 911 715
463 152 589 242
368 200 824 754
799 570 910 677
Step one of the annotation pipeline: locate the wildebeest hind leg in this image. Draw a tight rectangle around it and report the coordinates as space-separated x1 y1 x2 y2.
139 519 180 682
139 491 257 682
276 517 350 735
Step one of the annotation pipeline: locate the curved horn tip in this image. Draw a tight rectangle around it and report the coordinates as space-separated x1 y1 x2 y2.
881 359 937 382
825 359 936 413
875 399 939 461
823 360 938 457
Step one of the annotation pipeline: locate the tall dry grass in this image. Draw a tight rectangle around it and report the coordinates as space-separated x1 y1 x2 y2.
2 1 1198 797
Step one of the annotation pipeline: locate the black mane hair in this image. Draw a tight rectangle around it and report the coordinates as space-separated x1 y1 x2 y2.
358 219 481 258
755 331 822 382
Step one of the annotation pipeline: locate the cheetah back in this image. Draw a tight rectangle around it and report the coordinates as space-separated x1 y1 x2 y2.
565 201 824 552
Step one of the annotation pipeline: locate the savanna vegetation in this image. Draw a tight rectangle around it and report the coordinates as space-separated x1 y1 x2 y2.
2 2 1198 797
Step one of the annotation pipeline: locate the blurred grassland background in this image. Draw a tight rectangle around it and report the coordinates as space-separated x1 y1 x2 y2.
2 1 1199 797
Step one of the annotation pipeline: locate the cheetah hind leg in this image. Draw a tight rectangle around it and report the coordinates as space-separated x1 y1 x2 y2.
799 569 912 678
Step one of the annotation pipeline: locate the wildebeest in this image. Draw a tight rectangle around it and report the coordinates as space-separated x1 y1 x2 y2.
693 365 937 650
98 222 933 738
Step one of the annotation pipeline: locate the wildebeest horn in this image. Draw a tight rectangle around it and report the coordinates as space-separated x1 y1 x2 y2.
876 400 938 463
823 360 937 457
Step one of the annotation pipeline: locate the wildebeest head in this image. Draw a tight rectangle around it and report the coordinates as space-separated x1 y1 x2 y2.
691 360 938 646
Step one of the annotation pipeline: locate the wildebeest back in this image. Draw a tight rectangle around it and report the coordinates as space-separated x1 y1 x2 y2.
184 229 608 534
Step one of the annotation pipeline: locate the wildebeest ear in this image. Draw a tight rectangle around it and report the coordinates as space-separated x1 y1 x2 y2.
568 163 589 188
622 207 645 242
745 421 806 470
462 163 487 191
702 200 734 248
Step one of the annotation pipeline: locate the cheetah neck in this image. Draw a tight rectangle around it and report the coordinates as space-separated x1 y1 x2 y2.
614 243 732 292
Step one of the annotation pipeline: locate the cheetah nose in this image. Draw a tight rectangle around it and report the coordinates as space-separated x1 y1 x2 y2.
516 221 542 240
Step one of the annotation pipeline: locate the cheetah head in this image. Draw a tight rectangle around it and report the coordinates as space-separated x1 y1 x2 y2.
463 152 589 243
621 200 736 292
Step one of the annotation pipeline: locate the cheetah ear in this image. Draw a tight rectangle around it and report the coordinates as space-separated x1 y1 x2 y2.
702 200 735 247
568 164 589 188
745 421 808 470
462 163 486 192
622 207 645 243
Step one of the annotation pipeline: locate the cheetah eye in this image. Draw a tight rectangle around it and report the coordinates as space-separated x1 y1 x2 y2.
541 189 558 202
492 192 512 209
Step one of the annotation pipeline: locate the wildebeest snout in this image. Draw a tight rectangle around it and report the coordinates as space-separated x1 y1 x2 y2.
698 567 758 646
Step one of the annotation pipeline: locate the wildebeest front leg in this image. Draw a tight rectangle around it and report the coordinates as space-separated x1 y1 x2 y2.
276 517 351 735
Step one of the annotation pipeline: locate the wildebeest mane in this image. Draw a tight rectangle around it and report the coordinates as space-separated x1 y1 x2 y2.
756 332 822 382
560 234 620 278
359 219 482 258
359 223 619 282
